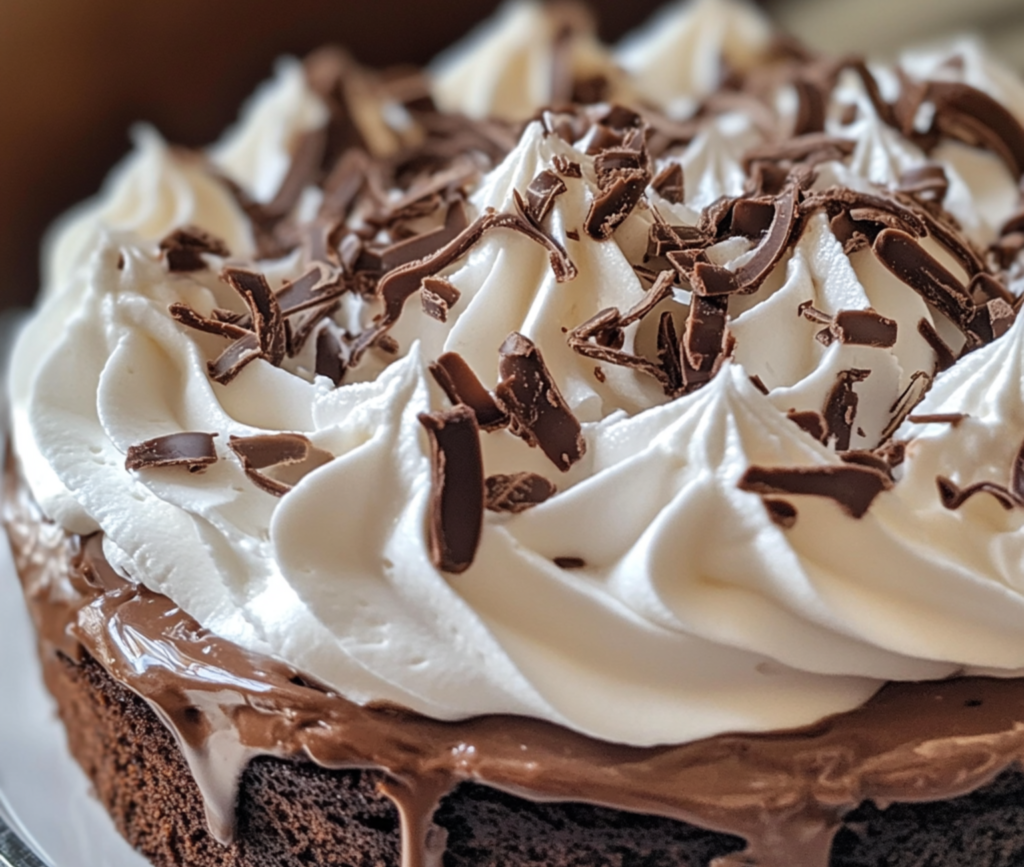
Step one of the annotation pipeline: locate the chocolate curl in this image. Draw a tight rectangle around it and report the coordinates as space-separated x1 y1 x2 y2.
417 407 485 574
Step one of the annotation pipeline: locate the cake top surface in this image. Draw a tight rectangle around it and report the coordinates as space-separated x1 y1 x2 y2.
11 0 1024 748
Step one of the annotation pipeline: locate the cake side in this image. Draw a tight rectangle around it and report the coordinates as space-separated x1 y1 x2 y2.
9 452 1024 867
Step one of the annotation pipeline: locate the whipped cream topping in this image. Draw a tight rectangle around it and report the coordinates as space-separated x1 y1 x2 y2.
12 0 1024 748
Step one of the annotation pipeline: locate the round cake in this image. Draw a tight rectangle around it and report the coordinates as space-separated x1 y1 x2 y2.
9 1 1024 865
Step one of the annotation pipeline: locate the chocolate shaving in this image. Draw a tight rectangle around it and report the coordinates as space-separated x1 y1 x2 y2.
680 294 730 390
374 207 576 344
584 172 649 241
831 310 898 347
739 464 892 519
1012 439 1024 503
651 163 685 205
496 333 585 472
748 374 770 395
730 199 775 238
417 406 484 574
792 78 827 136
264 127 328 220
882 369 933 441
873 229 975 332
743 133 855 170
229 433 333 497
168 303 251 341
553 556 586 569
907 413 966 427
420 277 462 323
429 352 508 431
787 410 827 443
658 311 684 393
763 498 798 529
222 268 287 367
315 327 348 386
485 472 557 514
552 155 582 178
318 148 369 223
823 369 871 451
274 265 346 318
917 318 957 372
380 200 469 272
159 226 230 272
731 185 800 293
525 170 568 223
208 334 262 386
898 165 949 203
125 432 218 474
926 81 1024 179
936 477 1020 511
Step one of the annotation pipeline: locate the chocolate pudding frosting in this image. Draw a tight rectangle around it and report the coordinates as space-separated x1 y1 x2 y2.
10 0 1024 864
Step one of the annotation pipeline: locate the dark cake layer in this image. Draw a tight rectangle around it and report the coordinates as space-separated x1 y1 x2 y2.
42 646 1024 867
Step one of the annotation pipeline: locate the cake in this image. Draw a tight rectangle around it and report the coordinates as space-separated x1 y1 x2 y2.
9 1 1024 865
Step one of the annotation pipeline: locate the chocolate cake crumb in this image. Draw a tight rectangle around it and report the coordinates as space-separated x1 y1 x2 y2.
159 226 231 272
739 464 892 518
125 433 218 473
485 473 556 513
418 406 485 573
497 333 585 472
229 433 332 497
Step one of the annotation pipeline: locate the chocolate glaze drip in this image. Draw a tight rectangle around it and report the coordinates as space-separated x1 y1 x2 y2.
9 457 1024 867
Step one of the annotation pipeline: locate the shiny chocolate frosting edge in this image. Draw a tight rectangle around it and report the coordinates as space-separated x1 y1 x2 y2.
5 450 1024 867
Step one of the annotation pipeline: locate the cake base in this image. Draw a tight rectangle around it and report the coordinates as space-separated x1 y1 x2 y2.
40 646 1024 867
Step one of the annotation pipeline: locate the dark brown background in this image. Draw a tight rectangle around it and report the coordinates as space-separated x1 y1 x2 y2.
4 0 1022 314
0 0 672 313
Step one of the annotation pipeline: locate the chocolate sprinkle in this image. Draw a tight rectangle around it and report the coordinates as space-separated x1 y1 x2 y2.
429 352 508 431
159 226 230 272
417 406 485 574
228 433 333 497
125 432 218 474
496 333 585 472
739 464 892 519
485 472 557 514
553 556 586 569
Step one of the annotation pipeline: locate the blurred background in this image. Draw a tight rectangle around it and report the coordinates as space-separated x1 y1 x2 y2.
2 0 1023 313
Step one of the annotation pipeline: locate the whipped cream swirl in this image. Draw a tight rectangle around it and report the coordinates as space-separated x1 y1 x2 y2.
11 0 1024 748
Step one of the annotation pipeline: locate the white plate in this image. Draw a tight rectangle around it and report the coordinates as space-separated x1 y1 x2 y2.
0 311 147 867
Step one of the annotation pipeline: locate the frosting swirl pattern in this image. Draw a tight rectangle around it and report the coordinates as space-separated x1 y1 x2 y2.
11 0 1024 748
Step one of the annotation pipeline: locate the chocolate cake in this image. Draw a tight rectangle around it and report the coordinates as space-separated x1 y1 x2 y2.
10 1 1024 865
